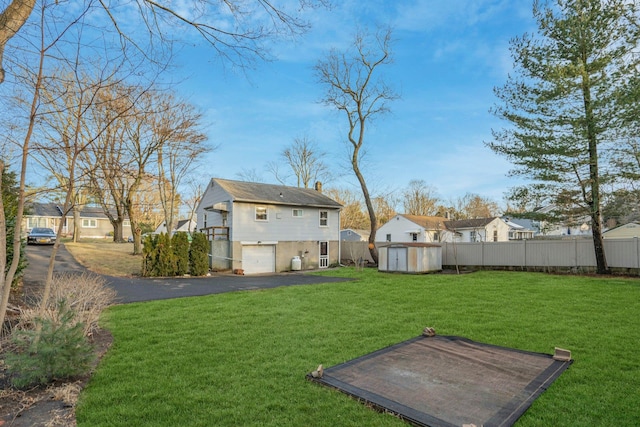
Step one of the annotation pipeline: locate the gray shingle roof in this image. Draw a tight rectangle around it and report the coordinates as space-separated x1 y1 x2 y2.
29 202 63 217
213 178 342 209
26 203 126 219
445 217 498 229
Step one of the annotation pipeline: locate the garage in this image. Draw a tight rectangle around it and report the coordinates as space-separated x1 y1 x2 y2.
242 245 275 275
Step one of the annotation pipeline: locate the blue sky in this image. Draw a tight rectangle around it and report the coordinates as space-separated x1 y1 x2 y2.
173 1 537 207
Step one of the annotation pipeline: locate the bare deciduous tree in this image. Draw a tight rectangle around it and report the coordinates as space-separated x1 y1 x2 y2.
402 180 440 216
0 0 330 84
269 135 331 188
315 27 398 264
324 187 369 230
154 94 210 239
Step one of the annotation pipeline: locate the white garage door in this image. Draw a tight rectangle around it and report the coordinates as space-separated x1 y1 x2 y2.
242 245 275 275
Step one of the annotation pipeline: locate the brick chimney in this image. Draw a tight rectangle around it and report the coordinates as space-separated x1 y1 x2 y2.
314 181 323 193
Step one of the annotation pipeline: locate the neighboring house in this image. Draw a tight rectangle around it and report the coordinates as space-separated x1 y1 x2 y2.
445 217 510 242
22 202 132 239
529 205 592 237
340 229 370 242
603 222 640 239
502 217 536 240
196 178 342 275
155 219 197 235
375 214 450 244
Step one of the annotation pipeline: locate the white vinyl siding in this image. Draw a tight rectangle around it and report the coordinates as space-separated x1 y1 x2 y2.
231 204 339 242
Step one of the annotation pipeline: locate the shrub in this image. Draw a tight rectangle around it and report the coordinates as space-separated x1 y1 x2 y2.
6 301 95 389
172 232 190 276
17 272 117 338
141 233 158 277
189 232 209 276
156 233 177 276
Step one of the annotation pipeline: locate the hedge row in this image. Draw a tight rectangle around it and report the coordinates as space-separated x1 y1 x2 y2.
142 232 209 277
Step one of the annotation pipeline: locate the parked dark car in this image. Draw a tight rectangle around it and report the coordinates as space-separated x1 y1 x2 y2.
27 227 57 245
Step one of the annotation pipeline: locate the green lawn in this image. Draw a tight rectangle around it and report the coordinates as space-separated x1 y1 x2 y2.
76 269 640 426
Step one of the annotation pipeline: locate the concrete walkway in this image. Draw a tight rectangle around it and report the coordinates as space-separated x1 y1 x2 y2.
24 244 352 304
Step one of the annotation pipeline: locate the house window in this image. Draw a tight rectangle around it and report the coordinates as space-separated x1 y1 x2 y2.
28 217 47 229
319 210 328 227
493 230 498 242
123 220 130 227
82 219 97 228
293 209 303 218
204 214 208 228
433 231 440 242
255 206 268 221
470 231 477 242
411 233 418 242
386 234 391 242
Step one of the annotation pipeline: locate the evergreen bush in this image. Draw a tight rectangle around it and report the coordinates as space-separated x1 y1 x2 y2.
189 232 209 276
6 301 95 389
172 232 190 275
156 232 177 276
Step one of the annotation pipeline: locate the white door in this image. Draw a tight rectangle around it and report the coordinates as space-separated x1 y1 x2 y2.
319 241 329 268
242 245 275 274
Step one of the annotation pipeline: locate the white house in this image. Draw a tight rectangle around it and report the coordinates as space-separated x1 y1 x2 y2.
196 178 342 274
502 218 536 240
155 219 197 235
375 214 450 244
445 217 510 242
603 222 640 239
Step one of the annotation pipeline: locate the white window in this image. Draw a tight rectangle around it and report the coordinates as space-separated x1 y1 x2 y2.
123 220 131 227
411 233 418 242
386 234 391 242
255 206 268 221
292 209 303 218
82 219 97 228
433 232 440 242
28 217 47 228
470 231 477 242
319 210 328 227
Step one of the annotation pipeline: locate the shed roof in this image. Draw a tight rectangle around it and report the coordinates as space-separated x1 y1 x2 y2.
212 178 342 209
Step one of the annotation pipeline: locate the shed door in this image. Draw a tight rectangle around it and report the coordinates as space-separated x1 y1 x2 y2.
388 247 408 272
242 245 275 275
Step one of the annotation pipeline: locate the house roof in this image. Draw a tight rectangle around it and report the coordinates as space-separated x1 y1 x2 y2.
212 178 342 209
29 202 63 217
603 221 640 234
397 214 449 230
444 217 498 230
26 202 124 219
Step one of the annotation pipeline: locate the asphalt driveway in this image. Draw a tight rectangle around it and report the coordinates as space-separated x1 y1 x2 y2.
24 244 353 304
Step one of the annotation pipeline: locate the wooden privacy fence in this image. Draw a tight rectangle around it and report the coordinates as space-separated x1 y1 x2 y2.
341 238 640 274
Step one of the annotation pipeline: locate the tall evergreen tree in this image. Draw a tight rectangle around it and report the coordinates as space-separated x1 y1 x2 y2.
488 0 640 274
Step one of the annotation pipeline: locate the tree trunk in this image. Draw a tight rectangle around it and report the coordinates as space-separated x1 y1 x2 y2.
0 0 36 84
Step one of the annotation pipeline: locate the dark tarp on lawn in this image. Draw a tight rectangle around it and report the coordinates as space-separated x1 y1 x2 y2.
307 335 572 427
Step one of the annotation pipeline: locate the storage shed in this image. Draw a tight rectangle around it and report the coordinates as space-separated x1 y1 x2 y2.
378 243 442 273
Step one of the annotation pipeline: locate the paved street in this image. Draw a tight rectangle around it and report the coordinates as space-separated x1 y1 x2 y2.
24 244 352 303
